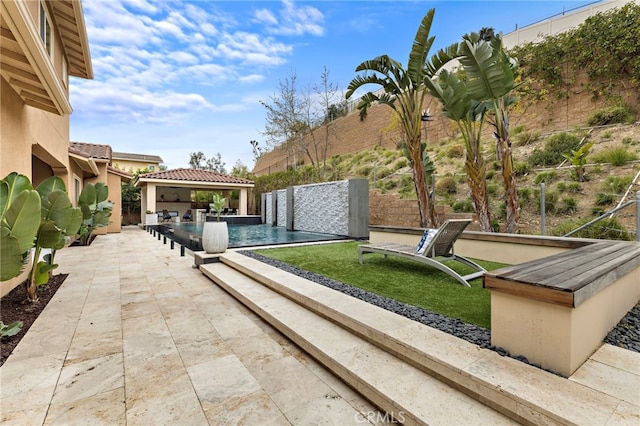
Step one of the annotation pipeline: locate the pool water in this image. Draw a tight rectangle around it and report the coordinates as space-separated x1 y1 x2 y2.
164 223 343 250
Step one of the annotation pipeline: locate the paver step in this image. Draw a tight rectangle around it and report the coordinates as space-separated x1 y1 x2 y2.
200 261 516 425
201 251 635 426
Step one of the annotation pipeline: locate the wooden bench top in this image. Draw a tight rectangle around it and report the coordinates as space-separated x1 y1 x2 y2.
484 241 640 308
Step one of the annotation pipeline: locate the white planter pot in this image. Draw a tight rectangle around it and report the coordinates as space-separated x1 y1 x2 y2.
145 213 158 226
202 221 229 254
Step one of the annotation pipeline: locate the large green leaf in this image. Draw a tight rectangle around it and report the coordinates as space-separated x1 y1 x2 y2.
0 229 24 281
407 9 435 85
1 173 34 219
4 190 41 253
36 176 67 200
45 191 76 230
459 35 515 102
36 220 63 249
65 207 83 237
78 184 97 220
95 182 108 203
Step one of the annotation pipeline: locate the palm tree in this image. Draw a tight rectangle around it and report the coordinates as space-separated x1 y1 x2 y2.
425 69 493 231
346 9 439 228
458 34 520 232
427 33 519 232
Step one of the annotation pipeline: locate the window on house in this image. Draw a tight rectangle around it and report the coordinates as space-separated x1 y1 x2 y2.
148 165 155 171
73 176 81 206
39 2 52 57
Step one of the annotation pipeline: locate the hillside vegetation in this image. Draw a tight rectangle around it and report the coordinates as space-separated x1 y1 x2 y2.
254 121 640 237
251 4 640 238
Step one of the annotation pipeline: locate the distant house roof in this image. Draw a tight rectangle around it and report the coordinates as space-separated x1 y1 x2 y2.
70 142 112 161
138 168 253 185
112 151 163 163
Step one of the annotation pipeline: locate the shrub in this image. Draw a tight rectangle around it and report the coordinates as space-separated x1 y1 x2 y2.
518 187 532 201
533 171 558 184
622 137 638 146
393 158 408 170
435 176 457 194
587 106 634 126
486 170 496 180
558 197 578 215
556 182 567 192
528 132 581 166
592 146 638 166
452 199 474 213
537 190 558 214
595 193 616 206
552 218 632 241
566 182 583 193
375 166 391 179
604 175 633 193
513 130 541 146
357 165 372 177
513 161 531 176
487 183 499 195
383 180 397 190
447 144 465 158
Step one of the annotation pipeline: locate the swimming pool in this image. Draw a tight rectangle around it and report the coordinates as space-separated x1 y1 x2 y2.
160 223 344 250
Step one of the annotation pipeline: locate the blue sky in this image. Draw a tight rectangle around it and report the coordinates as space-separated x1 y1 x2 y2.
69 0 599 171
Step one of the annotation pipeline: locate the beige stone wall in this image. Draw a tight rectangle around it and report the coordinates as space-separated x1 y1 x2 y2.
113 159 161 173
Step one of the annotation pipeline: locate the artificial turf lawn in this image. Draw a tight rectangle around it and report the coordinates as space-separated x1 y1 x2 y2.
256 241 508 329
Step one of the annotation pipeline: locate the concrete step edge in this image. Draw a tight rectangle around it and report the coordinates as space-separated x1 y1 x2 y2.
200 262 516 425
216 250 624 426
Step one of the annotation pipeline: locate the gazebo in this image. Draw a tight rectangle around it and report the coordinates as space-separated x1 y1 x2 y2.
135 168 254 225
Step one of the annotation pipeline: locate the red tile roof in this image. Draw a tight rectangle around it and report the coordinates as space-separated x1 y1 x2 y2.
70 142 112 160
139 168 253 185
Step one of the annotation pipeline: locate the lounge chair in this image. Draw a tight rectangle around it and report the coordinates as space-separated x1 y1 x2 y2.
222 207 229 215
357 219 486 287
161 209 172 223
182 209 193 222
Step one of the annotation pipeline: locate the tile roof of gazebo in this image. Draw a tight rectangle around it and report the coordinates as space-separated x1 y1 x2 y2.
138 168 253 185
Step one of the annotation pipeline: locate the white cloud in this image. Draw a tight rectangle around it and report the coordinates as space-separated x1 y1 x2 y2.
260 0 325 36
239 74 265 84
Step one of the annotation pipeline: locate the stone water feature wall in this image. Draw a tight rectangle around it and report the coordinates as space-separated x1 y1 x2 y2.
261 178 369 239
263 192 273 225
276 190 287 227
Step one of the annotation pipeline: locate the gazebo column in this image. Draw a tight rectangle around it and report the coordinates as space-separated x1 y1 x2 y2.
145 184 157 219
239 188 248 215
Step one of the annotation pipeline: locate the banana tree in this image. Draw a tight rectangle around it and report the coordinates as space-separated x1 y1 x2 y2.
458 33 520 233
27 177 82 301
0 173 41 281
346 9 439 228
78 182 112 245
425 69 493 231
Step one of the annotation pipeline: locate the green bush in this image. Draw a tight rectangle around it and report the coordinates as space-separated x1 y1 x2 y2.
528 132 581 166
622 137 638 146
513 130 541 146
486 170 495 180
487 183 499 195
566 182 583 193
604 175 633 193
513 161 531 176
558 197 578 215
533 171 558 184
447 144 465 158
375 166 391 179
552 218 632 241
517 187 532 201
537 190 558 214
592 146 638 166
595 193 616 206
393 158 408 170
556 181 567 192
357 165 372 177
452 199 474 213
587 106 634 126
435 176 457 194
383 180 397 190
